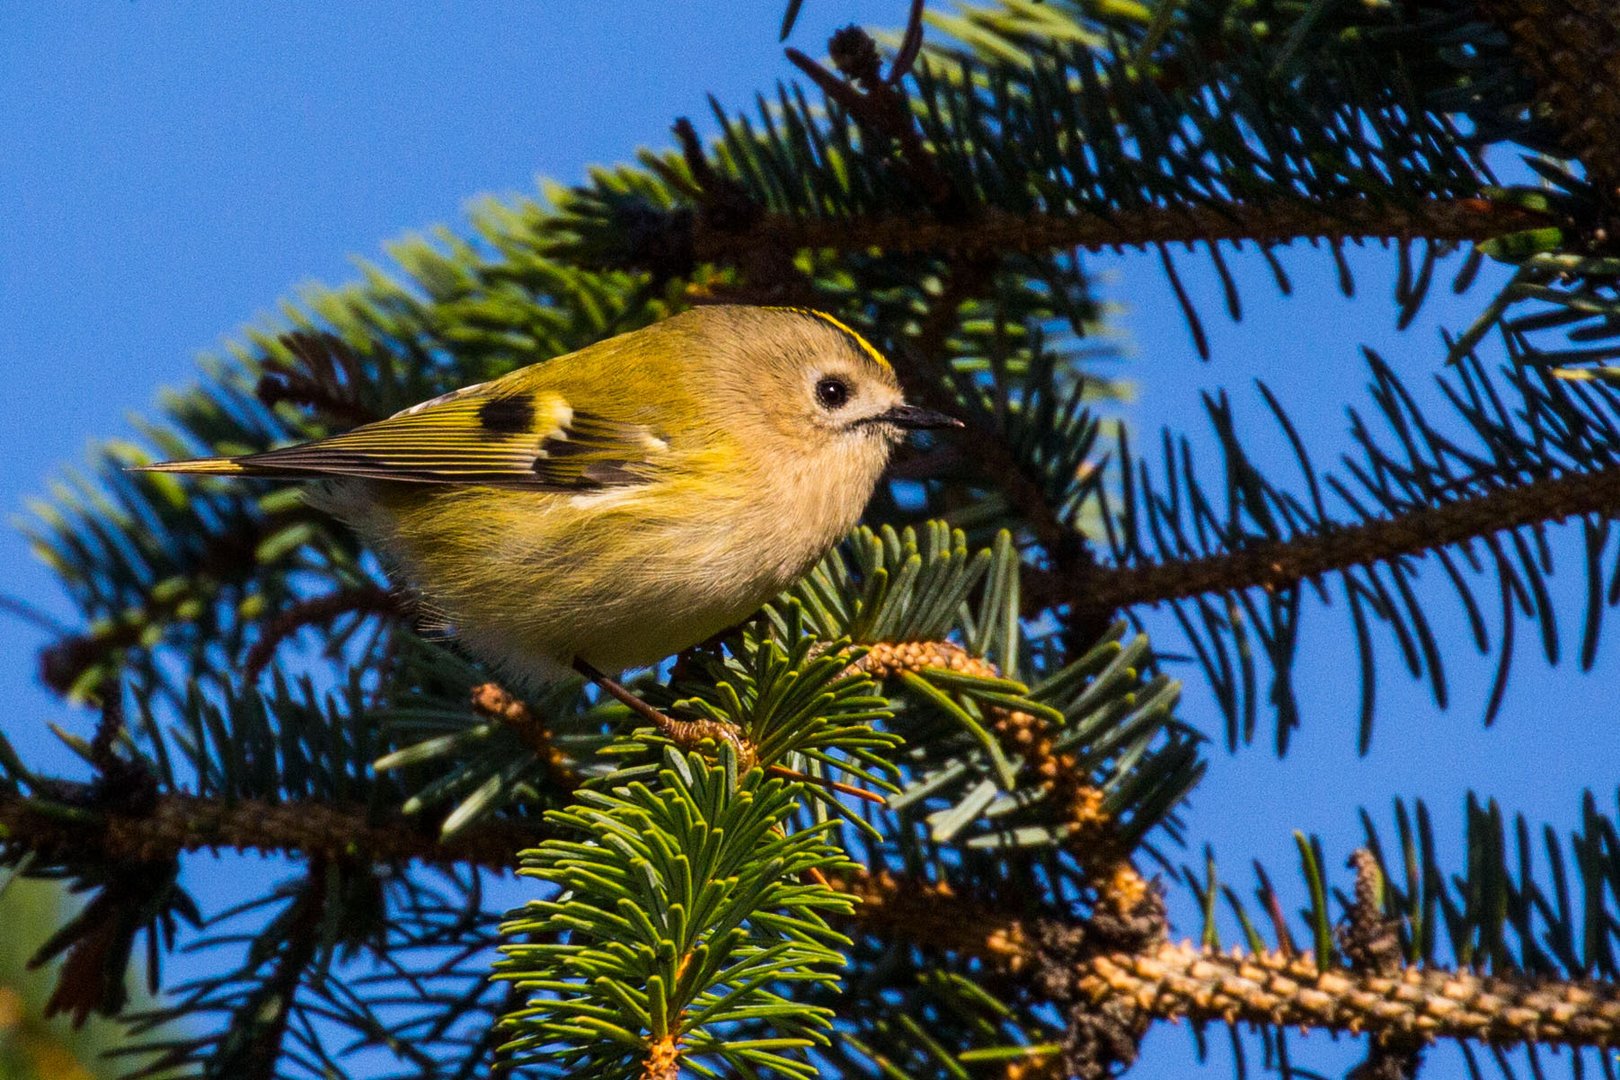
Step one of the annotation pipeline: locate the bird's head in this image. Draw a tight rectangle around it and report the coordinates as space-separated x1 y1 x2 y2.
685 306 961 486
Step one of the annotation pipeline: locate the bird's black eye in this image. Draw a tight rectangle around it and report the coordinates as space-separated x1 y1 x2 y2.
816 376 851 410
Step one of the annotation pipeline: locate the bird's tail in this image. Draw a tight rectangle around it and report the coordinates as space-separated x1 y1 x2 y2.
132 457 251 476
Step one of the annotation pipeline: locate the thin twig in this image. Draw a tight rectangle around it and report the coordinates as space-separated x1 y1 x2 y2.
469 682 581 792
766 763 887 805
243 584 401 683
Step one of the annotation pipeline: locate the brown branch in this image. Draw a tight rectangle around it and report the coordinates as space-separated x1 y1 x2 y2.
839 873 1620 1056
1079 941 1620 1049
641 1036 681 1080
1033 463 1620 616
0 791 538 872
680 27 1546 269
838 864 1160 1079
10 786 1618 1054
687 199 1549 264
831 870 1037 968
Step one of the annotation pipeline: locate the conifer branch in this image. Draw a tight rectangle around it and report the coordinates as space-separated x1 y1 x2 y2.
1076 941 1620 1049
22 797 1617 1057
1475 0 1620 195
0 791 537 871
32 0 1620 1070
467 682 581 792
1037 461 1620 616
852 640 1131 882
238 866 328 1080
682 199 1545 264
785 27 964 220
843 872 1620 1057
1341 850 1425 1080
495 752 852 1079
242 583 401 683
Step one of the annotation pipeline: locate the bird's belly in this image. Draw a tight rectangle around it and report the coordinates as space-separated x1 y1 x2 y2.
461 548 799 681
368 481 854 686
568 595 755 674
441 512 823 683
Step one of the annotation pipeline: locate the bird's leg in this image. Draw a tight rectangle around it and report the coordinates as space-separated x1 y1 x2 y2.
572 658 756 771
572 661 882 806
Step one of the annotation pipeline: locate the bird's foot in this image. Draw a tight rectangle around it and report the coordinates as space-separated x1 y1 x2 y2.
573 658 756 771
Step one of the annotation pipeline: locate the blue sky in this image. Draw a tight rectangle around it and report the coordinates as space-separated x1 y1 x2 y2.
2 4 1615 1077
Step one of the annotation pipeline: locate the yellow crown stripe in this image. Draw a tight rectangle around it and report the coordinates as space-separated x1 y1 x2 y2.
772 307 893 373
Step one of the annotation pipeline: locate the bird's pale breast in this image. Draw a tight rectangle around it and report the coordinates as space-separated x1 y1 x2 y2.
358 450 870 686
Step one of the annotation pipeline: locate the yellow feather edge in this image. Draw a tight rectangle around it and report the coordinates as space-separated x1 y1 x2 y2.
134 458 249 475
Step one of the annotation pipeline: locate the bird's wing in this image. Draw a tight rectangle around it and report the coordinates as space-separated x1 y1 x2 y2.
145 387 667 489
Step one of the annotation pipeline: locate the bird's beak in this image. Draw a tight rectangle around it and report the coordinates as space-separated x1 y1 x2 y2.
872 404 965 430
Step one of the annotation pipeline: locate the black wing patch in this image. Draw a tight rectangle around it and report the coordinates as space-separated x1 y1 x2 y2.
206 390 664 490
531 410 664 488
477 396 536 435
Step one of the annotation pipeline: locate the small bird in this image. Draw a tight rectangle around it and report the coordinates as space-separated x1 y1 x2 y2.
143 306 959 691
